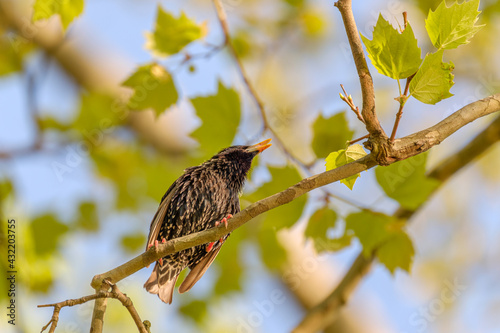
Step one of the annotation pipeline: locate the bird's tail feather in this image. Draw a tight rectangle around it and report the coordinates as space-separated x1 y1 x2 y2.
144 262 179 304
179 245 222 294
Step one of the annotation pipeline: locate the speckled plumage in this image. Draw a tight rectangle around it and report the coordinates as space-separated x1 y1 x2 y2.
144 140 271 304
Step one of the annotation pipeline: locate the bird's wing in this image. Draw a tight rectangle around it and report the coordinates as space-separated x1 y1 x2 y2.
145 182 178 251
178 241 225 294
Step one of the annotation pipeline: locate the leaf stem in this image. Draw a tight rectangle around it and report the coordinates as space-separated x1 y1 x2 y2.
390 74 414 141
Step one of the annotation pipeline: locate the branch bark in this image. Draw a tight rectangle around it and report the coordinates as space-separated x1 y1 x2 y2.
292 113 500 333
334 0 386 139
90 93 500 292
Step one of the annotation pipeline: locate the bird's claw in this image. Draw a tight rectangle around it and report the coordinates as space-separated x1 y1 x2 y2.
206 242 215 252
215 214 233 229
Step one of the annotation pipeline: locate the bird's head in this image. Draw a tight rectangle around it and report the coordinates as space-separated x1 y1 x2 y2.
208 139 272 185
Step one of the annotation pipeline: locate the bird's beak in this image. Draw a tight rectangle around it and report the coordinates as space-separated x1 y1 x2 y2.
246 138 272 153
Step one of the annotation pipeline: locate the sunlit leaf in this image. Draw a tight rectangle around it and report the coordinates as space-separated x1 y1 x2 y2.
425 0 484 50
122 62 178 116
409 50 454 104
375 152 440 210
32 0 84 30
312 112 354 158
325 144 367 190
377 231 415 274
361 14 422 79
190 81 241 159
145 6 205 57
305 207 343 253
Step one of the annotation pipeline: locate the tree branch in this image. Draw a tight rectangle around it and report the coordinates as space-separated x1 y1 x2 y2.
39 282 148 333
89 94 500 293
292 113 500 333
334 0 386 139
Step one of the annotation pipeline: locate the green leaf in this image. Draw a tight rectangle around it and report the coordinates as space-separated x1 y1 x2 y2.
425 0 484 50
247 165 307 230
122 63 178 116
409 50 454 104
311 112 354 158
376 231 415 274
375 152 440 210
190 81 241 159
120 234 146 254
325 144 367 190
179 300 207 324
361 15 422 79
257 228 287 270
314 235 353 253
75 202 99 232
31 214 69 256
305 208 337 240
345 211 399 257
145 6 205 57
32 0 84 30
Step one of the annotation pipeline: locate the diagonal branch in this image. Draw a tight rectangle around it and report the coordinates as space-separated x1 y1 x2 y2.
292 113 500 333
334 0 386 139
90 94 500 292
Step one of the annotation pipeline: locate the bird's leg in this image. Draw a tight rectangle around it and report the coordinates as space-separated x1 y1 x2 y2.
206 242 215 252
147 239 168 266
215 214 233 229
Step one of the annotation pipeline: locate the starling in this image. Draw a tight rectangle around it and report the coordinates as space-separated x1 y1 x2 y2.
144 139 272 303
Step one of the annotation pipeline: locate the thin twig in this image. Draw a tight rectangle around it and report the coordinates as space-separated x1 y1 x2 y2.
39 282 148 333
390 73 415 141
340 84 365 124
348 134 370 145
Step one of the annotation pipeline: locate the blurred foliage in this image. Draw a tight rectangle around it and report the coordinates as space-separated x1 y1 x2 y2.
145 6 206 57
122 63 179 116
311 112 354 158
32 0 84 30
375 152 440 210
190 81 241 160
